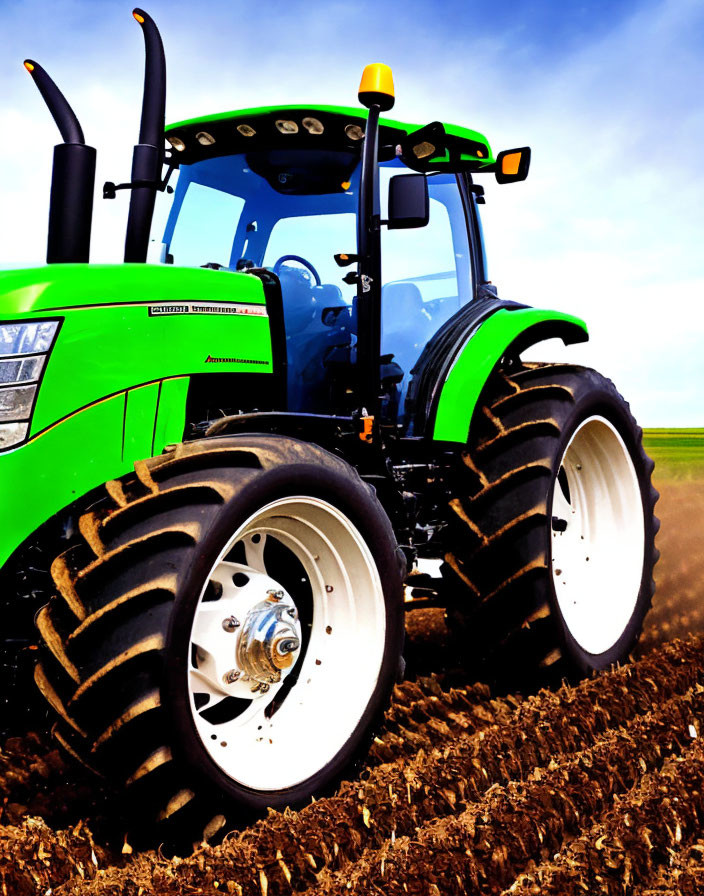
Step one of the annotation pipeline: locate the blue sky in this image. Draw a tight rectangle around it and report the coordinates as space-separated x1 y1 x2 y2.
0 0 702 424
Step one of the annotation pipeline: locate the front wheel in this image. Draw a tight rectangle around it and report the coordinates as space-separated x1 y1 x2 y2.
34 436 404 842
442 362 658 682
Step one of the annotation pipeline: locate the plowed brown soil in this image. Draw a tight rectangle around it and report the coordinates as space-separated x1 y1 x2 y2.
1 477 703 895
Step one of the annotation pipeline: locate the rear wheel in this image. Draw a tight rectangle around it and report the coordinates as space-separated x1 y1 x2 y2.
442 362 658 683
34 436 404 842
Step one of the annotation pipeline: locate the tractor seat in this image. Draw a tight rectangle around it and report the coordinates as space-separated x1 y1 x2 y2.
381 282 430 379
313 283 345 309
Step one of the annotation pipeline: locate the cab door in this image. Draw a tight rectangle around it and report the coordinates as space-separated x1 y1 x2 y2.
379 168 473 427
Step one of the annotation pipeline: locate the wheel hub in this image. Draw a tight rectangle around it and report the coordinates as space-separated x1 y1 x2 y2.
189 563 302 700
237 592 301 685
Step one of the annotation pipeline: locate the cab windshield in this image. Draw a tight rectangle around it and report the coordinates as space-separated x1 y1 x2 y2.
163 150 471 421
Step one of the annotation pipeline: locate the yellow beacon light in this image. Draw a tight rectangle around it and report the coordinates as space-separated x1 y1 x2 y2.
358 63 395 111
23 61 34 73
133 11 145 23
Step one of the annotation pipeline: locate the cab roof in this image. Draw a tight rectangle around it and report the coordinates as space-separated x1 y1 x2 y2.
165 104 495 170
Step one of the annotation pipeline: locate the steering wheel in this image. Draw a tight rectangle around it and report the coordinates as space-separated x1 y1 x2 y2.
273 254 321 286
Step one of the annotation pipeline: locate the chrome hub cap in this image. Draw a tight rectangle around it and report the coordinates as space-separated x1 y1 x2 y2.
236 592 302 687
190 567 302 701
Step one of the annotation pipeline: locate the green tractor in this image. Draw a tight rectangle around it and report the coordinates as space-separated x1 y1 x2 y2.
2 8 657 840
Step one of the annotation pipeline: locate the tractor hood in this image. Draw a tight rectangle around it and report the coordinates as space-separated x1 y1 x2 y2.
0 261 273 573
0 260 272 442
0 263 265 315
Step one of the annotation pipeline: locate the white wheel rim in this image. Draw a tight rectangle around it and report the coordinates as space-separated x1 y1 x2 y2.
550 415 644 655
187 496 386 792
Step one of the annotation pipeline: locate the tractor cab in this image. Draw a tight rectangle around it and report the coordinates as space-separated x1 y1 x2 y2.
160 98 521 429
22 39 531 441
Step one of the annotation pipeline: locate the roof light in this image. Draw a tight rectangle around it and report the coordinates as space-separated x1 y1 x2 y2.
167 135 186 152
413 141 436 159
276 119 299 134
345 124 365 141
237 124 256 137
302 117 324 135
196 131 215 146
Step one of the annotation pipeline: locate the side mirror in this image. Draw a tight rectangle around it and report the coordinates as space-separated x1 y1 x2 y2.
495 147 531 184
387 174 429 230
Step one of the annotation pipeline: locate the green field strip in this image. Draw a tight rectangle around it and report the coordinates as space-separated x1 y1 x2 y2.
643 429 704 480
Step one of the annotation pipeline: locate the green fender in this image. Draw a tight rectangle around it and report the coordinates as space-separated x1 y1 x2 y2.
432 307 589 444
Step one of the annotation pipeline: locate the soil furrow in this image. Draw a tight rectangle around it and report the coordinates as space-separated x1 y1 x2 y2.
29 636 703 896
503 740 704 896
307 686 704 896
0 817 112 896
368 676 515 765
631 839 704 896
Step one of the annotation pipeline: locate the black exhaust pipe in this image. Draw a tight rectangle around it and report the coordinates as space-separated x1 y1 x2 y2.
24 60 96 264
124 8 166 263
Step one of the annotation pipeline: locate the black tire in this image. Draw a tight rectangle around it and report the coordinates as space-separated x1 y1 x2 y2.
442 362 659 684
34 435 404 843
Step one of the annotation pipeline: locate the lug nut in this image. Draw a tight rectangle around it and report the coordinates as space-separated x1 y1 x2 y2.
223 669 240 684
222 616 240 632
286 607 298 620
267 589 285 601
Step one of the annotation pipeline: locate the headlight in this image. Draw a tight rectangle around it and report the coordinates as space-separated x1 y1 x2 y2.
0 321 57 355
0 422 29 450
0 384 36 420
0 320 59 450
0 355 45 385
